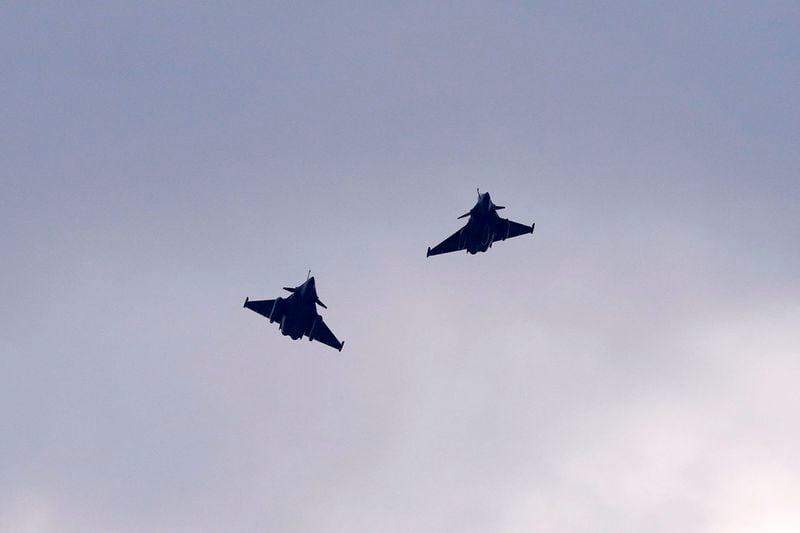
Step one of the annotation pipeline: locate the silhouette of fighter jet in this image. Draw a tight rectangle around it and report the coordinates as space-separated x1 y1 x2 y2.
427 189 534 257
243 272 344 352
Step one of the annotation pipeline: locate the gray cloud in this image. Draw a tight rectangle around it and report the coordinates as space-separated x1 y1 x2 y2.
2 2 798 532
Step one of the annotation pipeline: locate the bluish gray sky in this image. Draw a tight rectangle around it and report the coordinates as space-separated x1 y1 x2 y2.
2 2 799 532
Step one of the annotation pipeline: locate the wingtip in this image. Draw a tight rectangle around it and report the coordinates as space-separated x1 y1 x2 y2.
531 222 535 234
426 247 431 257
243 296 249 308
339 341 345 352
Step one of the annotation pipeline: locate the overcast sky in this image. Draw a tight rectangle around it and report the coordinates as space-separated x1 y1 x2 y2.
2 2 799 532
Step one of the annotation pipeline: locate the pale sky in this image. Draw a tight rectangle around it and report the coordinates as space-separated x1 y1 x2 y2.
2 2 799 532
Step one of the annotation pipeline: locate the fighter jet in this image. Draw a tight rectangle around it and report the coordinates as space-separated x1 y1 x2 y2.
426 189 535 257
243 272 344 352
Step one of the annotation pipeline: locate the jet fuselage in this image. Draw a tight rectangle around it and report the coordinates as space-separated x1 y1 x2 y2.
461 192 503 254
278 277 320 340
